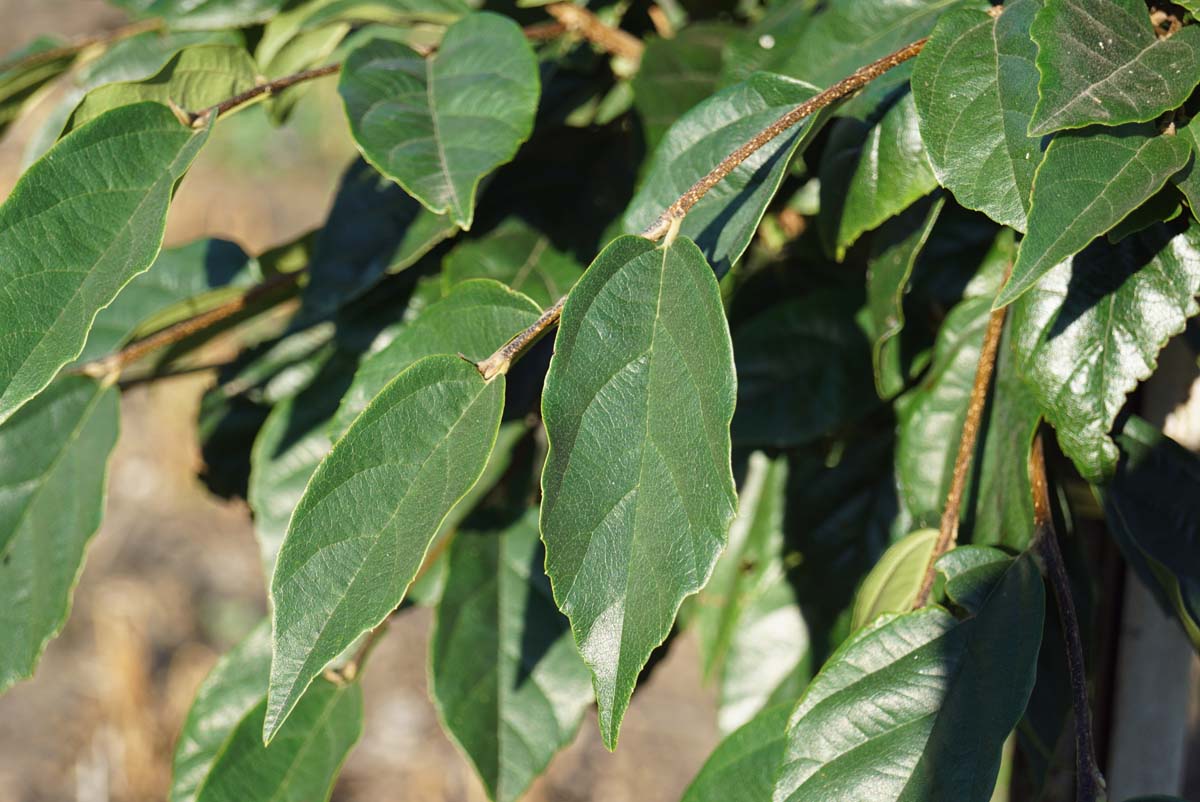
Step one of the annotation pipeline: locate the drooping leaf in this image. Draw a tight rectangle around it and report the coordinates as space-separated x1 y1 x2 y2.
442 219 584 308
773 554 1045 802
850 528 939 630
0 37 76 137
680 704 792 802
332 279 541 435
1011 222 1200 482
996 123 1192 308
301 159 457 318
631 23 732 150
774 0 989 118
540 235 736 749
267 354 505 740
66 45 259 134
339 13 540 230
819 89 938 259
431 509 592 802
733 288 876 448
0 102 211 425
170 623 363 802
76 239 262 365
911 1 1042 231
622 72 826 277
299 0 468 28
693 453 809 734
1096 417 1200 649
866 195 944 398
1028 0 1200 136
719 0 815 87
0 376 119 693
113 0 288 29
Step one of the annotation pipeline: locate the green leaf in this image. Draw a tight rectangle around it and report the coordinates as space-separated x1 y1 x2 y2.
442 219 584 308
693 453 808 734
76 239 261 364
897 295 993 521
298 0 468 28
774 0 988 119
301 159 458 318
851 528 939 630
1170 114 1200 212
115 0 288 29
773 554 1045 802
1011 223 1200 482
733 288 876 448
819 90 938 259
1028 0 1200 136
0 102 211 425
431 509 592 802
21 29 240 166
866 195 944 398
631 24 732 151
622 72 826 277
66 45 259 134
267 354 505 740
171 623 363 802
935 545 1012 614
0 376 119 693
332 279 541 436
339 13 540 230
1097 417 1200 649
911 1 1042 231
540 235 736 749
680 704 791 802
996 123 1192 308
0 37 77 137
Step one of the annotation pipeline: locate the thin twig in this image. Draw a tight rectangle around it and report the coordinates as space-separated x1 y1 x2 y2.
913 298 1010 607
1030 435 1107 802
475 37 927 380
544 2 644 61
182 64 342 126
0 18 163 74
639 38 927 241
74 272 301 380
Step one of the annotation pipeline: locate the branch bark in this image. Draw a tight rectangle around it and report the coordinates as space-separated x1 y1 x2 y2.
1030 434 1107 802
544 2 644 61
913 298 1009 608
475 37 928 379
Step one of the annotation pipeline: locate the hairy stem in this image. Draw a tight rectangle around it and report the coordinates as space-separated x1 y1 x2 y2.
476 37 927 379
545 2 644 61
0 18 163 74
913 299 1009 607
75 271 301 380
1030 435 1107 802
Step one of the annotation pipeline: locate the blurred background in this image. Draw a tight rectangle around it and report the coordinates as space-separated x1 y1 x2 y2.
0 3 720 800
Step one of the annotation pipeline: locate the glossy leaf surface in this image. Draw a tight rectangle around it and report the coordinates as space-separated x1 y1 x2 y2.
442 219 583 308
540 235 736 748
1028 0 1200 135
850 528 939 630
680 705 792 802
774 554 1044 802
912 1 1042 231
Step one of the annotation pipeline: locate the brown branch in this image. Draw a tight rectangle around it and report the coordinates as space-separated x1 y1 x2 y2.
475 37 926 380
913 298 1009 607
1030 435 1107 802
75 271 301 380
544 2 644 61
182 64 342 126
639 37 927 241
0 19 163 74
